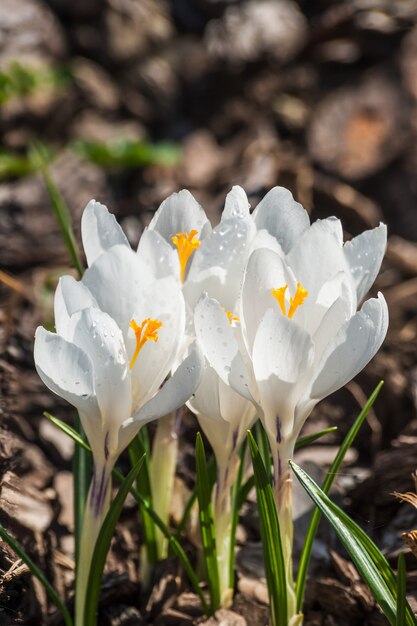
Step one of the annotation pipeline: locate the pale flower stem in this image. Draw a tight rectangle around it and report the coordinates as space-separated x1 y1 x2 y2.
75 460 113 626
270 437 301 624
150 411 179 559
214 456 239 609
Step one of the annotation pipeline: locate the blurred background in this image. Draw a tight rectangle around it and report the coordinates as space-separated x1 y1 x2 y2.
1 1 417 624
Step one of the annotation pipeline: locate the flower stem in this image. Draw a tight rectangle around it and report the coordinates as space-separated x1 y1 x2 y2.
150 411 180 559
75 460 113 626
270 438 302 625
214 457 239 608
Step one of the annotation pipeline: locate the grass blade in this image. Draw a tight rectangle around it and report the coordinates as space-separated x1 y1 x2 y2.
396 553 406 626
129 430 158 572
296 381 384 611
229 440 247 589
0 523 73 626
30 141 84 277
84 455 145 626
291 462 417 626
174 455 216 540
247 431 287 626
295 427 338 450
73 414 92 571
195 433 220 612
44 411 209 613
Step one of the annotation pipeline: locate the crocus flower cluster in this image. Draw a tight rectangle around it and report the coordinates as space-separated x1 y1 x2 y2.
34 186 388 621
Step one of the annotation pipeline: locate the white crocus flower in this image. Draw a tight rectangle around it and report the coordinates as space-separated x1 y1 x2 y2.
183 186 259 606
80 195 211 564
35 213 204 623
194 187 388 622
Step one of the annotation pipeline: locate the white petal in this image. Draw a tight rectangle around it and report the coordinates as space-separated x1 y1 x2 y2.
287 221 353 313
129 276 185 408
186 212 256 311
252 309 314 440
120 343 205 448
34 327 99 419
194 295 253 401
188 361 221 420
54 276 97 339
69 308 131 449
148 189 211 242
241 248 293 353
137 229 180 280
344 223 387 303
222 186 250 219
252 186 310 253
310 293 388 401
83 245 151 334
81 200 129 266
313 216 343 245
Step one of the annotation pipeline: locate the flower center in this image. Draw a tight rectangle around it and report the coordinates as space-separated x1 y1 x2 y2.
129 318 162 369
271 282 308 319
171 230 201 282
226 310 240 325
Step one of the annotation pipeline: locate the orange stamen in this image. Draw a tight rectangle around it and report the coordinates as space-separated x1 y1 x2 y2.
288 282 308 318
171 230 201 282
226 310 240 325
271 282 308 318
129 318 162 369
271 285 288 316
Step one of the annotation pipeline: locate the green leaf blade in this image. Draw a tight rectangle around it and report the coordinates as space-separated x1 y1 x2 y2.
195 433 220 613
247 431 287 626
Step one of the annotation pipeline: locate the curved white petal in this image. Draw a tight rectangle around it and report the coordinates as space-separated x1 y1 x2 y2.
148 189 211 243
241 248 293 353
119 343 205 449
34 327 99 420
344 223 387 303
69 308 131 452
186 211 256 311
310 293 388 401
222 186 251 220
137 229 180 280
188 361 221 420
252 186 310 254
252 309 314 439
54 276 97 340
81 200 129 266
129 276 185 408
83 245 151 334
194 294 253 401
313 216 343 245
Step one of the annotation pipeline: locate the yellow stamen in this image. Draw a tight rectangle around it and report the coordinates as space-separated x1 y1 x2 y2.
129 318 162 369
271 285 288 316
171 230 201 282
271 282 308 318
288 282 308 318
226 310 240 325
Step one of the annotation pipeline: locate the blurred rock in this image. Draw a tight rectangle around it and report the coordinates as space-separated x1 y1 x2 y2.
199 609 247 626
308 74 408 180
104 0 173 63
1 470 53 533
0 0 66 70
72 57 121 112
205 0 307 64
181 130 225 187
71 111 144 142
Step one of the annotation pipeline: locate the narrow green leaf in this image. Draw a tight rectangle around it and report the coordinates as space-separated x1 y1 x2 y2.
84 455 145 626
296 381 384 612
0 524 73 626
44 411 209 614
229 440 247 589
174 455 216 540
30 142 84 277
291 462 417 626
397 553 407 626
196 433 220 613
73 414 92 571
247 431 287 626
129 431 158 567
295 427 338 451
254 421 271 475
